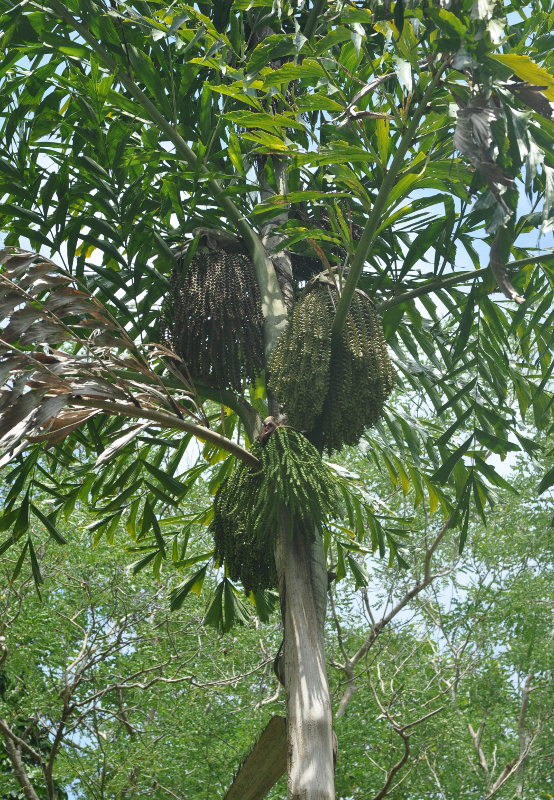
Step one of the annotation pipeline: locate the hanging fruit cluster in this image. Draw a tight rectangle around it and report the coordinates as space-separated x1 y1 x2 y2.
211 428 341 594
269 281 396 452
160 247 265 392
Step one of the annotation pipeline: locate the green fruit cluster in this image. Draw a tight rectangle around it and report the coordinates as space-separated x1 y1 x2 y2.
269 282 396 452
267 283 335 432
211 428 341 594
211 441 272 595
160 249 264 392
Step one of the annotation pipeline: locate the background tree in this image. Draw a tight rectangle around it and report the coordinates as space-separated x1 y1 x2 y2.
0 451 551 799
0 499 285 800
0 1 553 798
327 449 553 800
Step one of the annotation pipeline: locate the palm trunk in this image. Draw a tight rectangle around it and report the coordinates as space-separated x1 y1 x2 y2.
275 516 335 800
255 88 335 794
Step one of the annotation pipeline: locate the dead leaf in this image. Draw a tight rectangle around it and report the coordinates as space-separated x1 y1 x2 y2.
453 96 514 195
489 230 524 304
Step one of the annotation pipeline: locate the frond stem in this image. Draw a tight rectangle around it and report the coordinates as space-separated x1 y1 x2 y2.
72 398 262 469
331 60 448 341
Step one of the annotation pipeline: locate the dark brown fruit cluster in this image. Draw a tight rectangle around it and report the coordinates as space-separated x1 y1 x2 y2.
160 248 264 392
269 282 396 452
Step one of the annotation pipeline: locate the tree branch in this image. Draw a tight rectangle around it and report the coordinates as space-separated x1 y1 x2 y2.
377 268 489 311
515 672 534 797
424 519 450 583
368 677 411 800
468 721 489 777
377 253 553 311
335 519 451 717
424 754 447 800
0 725 41 800
371 732 410 800
402 704 445 732
330 584 356 718
0 718 46 768
466 670 539 798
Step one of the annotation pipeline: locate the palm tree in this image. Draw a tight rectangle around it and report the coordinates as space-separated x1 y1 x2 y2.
0 2 553 797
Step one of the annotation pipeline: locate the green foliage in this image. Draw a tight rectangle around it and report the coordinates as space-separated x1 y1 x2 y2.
329 458 554 800
211 429 341 592
1 451 551 799
0 3 551 796
0 507 284 799
269 282 396 452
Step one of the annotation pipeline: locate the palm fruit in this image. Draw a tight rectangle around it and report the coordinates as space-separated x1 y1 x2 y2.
269 281 395 452
210 429 341 593
268 282 334 430
311 290 396 452
160 248 264 392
